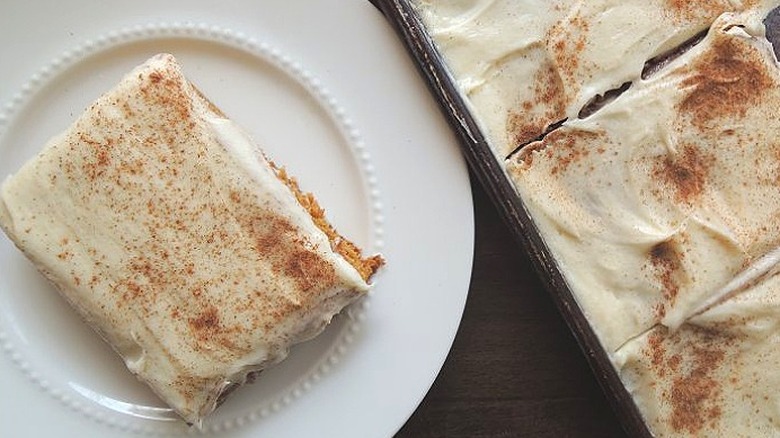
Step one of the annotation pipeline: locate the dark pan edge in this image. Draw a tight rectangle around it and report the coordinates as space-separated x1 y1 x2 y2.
369 1 654 437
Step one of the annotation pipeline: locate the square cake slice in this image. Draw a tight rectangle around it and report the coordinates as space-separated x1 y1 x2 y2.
0 54 383 425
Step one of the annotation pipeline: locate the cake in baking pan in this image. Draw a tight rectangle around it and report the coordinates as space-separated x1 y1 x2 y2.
408 0 780 435
506 10 780 438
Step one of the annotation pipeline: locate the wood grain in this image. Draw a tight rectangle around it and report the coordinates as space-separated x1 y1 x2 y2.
396 175 629 438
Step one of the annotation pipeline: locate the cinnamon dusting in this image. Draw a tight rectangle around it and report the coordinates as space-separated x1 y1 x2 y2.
529 129 603 175
652 144 714 205
678 37 772 130
664 0 728 22
643 327 731 435
508 63 567 148
647 239 685 318
547 11 591 89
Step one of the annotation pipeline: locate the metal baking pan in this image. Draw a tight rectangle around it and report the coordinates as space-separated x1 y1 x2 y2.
370 1 780 437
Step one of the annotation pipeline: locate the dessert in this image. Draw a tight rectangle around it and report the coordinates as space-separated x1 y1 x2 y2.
506 10 780 437
0 54 383 426
412 0 779 159
391 0 780 436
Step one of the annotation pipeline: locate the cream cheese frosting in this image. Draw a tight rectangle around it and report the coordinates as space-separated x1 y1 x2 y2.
0 54 381 425
413 0 779 159
614 272 780 436
507 12 780 352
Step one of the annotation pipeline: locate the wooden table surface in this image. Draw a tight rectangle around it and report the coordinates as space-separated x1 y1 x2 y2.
396 174 629 438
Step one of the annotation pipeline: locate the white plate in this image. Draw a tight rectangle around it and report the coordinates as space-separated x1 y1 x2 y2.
0 1 474 437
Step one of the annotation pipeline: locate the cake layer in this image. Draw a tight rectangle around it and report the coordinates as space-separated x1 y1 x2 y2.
413 0 779 158
0 54 381 425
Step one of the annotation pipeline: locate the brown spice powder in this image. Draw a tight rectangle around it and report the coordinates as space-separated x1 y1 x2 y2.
678 37 772 130
647 239 684 318
664 0 727 23
653 143 714 205
669 347 726 434
643 327 728 435
507 62 567 151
